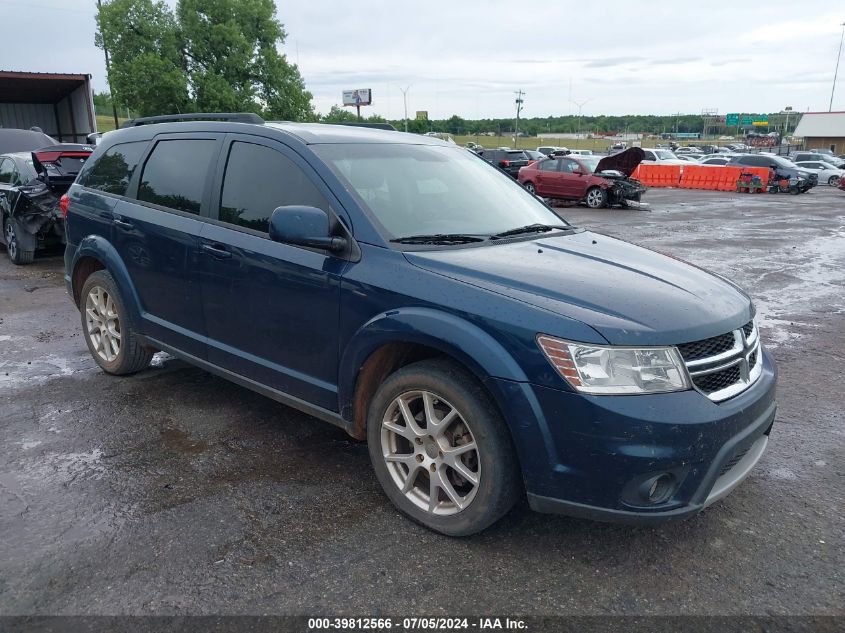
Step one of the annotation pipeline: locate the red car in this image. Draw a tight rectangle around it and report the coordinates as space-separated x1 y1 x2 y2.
518 148 647 208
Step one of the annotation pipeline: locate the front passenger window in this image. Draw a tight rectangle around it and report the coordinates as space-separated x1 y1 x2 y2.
219 142 329 234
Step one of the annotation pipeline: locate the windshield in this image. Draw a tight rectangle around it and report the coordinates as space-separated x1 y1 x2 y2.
654 150 677 159
578 157 602 172
314 144 567 241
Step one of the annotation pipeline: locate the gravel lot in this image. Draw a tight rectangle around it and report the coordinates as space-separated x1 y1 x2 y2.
0 187 843 617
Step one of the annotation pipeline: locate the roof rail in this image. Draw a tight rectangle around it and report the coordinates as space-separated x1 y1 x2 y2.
333 121 397 131
121 112 265 128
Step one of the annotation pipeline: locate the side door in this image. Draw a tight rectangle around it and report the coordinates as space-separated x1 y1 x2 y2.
113 134 223 358
557 158 587 198
197 135 347 411
534 158 561 197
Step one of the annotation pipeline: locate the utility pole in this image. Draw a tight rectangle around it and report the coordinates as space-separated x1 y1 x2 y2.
399 85 411 133
514 90 525 147
96 0 120 129
830 22 845 111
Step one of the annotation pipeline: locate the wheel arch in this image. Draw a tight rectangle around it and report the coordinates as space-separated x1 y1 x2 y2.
70 236 142 325
339 307 529 441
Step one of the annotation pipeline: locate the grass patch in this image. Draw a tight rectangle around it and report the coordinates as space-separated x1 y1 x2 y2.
96 114 129 132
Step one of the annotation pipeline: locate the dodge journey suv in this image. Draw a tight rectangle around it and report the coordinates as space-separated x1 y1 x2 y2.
64 113 777 536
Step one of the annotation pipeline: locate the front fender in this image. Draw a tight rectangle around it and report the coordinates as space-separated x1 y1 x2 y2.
338 307 559 484
338 306 530 416
70 235 142 326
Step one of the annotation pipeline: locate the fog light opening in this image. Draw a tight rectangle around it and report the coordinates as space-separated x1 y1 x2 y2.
640 473 675 504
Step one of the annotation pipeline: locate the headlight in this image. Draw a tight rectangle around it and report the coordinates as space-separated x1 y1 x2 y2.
537 335 691 395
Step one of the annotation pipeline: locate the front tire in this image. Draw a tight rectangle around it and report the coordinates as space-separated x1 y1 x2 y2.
523 182 536 195
80 270 153 375
585 186 608 208
367 359 521 536
3 216 34 265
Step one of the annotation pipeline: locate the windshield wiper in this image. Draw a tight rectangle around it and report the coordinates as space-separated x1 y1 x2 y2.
489 223 572 240
390 233 485 245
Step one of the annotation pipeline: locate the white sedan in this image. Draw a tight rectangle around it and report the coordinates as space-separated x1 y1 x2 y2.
795 161 844 187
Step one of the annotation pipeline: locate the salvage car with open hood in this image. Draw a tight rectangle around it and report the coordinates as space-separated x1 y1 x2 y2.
518 147 647 208
0 143 92 264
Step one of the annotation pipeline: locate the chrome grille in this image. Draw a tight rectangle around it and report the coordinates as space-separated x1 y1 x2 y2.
693 365 741 394
679 321 761 402
677 332 736 362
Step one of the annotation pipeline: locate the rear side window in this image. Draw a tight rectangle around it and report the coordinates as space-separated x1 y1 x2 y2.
78 141 147 195
538 159 558 172
218 142 329 233
0 158 14 184
137 139 217 214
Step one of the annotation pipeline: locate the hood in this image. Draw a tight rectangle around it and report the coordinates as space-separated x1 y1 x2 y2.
595 147 644 177
404 231 753 346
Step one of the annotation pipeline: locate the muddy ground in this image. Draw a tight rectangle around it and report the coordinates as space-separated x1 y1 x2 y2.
0 187 843 616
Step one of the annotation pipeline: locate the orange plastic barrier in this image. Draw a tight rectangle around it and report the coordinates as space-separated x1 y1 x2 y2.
635 164 681 187
630 163 773 192
718 167 743 191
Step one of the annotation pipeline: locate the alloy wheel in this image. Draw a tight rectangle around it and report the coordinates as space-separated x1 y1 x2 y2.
586 189 604 208
4 221 17 260
85 286 121 362
380 390 480 516
829 175 840 187
524 182 536 195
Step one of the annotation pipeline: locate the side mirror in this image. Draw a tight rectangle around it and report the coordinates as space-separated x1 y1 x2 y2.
268 205 347 254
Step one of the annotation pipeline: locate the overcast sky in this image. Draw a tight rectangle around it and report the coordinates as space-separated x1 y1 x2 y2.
2 0 844 119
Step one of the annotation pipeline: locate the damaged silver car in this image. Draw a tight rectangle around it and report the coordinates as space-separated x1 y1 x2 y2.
0 144 92 264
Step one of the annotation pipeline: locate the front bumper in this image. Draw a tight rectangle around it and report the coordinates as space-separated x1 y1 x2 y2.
490 347 777 524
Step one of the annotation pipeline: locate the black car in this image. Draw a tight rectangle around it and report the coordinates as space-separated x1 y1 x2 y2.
0 128 57 154
477 149 530 178
0 144 92 264
727 154 817 193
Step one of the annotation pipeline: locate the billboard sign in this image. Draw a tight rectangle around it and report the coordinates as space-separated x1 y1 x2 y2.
416 110 428 120
342 89 372 106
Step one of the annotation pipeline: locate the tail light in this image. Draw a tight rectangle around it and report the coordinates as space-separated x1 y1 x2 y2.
60 194 70 219
500 160 510 167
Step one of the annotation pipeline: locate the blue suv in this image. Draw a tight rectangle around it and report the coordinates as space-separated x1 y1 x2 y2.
64 114 777 536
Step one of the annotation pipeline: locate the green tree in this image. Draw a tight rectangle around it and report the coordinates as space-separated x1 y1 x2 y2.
321 105 358 123
96 0 189 116
96 0 314 120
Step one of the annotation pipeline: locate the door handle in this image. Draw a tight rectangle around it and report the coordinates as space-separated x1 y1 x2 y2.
201 243 232 259
113 217 133 229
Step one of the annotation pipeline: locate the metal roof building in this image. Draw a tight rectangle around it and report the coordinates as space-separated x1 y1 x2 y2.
793 112 845 154
0 71 96 143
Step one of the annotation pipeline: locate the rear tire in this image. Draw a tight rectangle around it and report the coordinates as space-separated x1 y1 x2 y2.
80 270 153 375
585 186 608 208
366 359 521 536
3 216 35 265
828 175 840 187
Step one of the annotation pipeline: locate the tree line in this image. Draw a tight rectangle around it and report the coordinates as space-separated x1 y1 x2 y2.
96 0 313 120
